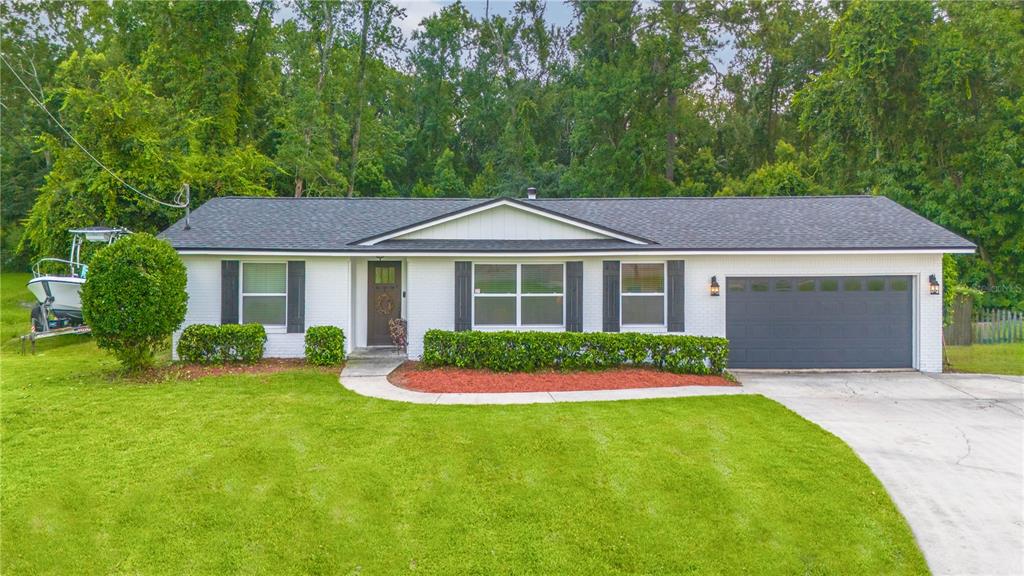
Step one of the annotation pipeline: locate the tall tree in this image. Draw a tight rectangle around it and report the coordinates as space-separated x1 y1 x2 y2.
640 1 715 184
796 0 1024 285
405 2 474 187
345 0 404 197
717 0 831 173
3 0 1020 295
0 0 112 266
275 0 349 197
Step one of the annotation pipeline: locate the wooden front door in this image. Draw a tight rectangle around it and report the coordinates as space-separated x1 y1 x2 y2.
367 261 402 346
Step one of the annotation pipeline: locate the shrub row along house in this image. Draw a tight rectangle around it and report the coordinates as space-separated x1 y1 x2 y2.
159 193 974 371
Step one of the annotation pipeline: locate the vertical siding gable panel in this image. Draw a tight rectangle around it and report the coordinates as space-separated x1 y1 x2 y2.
398 205 607 240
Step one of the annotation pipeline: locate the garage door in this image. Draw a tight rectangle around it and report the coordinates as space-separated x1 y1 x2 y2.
726 276 913 369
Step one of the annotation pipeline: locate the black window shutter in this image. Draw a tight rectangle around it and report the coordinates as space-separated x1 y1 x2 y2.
667 260 685 332
287 261 306 333
221 260 239 324
602 260 620 332
565 261 583 332
454 261 472 331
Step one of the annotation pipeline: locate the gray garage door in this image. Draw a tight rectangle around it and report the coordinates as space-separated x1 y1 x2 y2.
726 276 913 369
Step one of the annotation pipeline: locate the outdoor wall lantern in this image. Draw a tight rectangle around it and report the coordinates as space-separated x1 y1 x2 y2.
710 276 720 297
929 274 940 295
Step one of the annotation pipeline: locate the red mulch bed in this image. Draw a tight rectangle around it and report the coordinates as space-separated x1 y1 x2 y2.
389 361 737 393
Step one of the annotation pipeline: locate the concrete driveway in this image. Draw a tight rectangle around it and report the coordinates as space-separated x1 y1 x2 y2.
740 371 1024 576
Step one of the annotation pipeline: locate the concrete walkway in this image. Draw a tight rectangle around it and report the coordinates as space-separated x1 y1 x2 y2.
741 370 1024 576
339 351 744 405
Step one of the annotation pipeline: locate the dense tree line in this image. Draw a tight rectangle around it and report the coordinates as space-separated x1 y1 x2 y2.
1 0 1021 290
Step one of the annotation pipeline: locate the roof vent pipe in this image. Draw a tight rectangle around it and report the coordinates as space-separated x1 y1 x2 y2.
526 187 537 200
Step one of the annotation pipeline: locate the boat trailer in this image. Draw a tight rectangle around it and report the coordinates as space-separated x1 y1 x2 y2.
20 299 92 354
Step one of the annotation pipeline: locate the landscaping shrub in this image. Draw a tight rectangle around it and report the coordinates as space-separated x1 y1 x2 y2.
79 233 187 371
177 323 267 364
304 326 346 366
421 330 729 374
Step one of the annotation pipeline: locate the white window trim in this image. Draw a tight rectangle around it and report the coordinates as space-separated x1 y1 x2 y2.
240 261 288 333
620 261 667 328
471 262 566 329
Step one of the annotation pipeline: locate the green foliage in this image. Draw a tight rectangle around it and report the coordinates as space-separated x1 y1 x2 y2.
977 284 1024 313
430 148 466 198
4 0 1020 289
942 253 959 318
421 330 729 375
796 0 1024 286
719 141 821 197
407 180 434 198
468 162 498 198
79 233 187 370
176 323 267 364
304 325 346 366
15 48 274 263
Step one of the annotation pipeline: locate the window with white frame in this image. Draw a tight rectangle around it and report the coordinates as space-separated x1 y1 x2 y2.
241 262 287 326
473 263 564 326
621 262 665 325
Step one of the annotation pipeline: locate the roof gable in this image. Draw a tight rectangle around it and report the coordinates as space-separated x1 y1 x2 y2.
354 198 651 246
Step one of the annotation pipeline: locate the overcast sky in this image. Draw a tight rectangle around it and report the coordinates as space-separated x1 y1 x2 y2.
277 1 732 75
394 0 576 38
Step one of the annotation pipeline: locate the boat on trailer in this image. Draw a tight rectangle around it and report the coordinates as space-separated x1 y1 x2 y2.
27 226 129 333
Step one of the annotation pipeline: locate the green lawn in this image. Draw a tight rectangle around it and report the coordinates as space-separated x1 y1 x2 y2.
945 342 1024 375
1 272 927 575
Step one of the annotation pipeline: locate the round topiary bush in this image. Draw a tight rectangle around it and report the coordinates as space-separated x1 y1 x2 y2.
304 325 346 366
80 232 188 370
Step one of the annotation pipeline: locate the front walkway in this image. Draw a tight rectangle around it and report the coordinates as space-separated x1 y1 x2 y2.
741 370 1024 576
339 350 743 405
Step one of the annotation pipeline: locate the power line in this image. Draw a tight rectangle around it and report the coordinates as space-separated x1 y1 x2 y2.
0 53 188 209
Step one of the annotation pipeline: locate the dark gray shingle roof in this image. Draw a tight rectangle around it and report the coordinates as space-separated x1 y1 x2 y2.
159 195 974 252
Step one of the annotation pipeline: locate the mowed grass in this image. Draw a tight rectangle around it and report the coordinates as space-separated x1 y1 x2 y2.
946 342 1024 375
1 272 927 575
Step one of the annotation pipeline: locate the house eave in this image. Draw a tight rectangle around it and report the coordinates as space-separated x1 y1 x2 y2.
172 246 977 257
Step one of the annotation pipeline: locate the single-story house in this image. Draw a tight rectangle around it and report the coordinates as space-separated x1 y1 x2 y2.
159 193 975 372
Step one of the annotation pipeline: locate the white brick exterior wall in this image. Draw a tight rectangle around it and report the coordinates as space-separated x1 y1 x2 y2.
173 255 351 358
178 251 944 371
404 253 944 371
406 258 455 358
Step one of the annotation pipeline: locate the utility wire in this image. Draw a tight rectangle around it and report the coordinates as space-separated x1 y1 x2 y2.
0 53 188 209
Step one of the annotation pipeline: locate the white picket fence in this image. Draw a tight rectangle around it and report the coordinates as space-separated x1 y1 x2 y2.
972 308 1024 344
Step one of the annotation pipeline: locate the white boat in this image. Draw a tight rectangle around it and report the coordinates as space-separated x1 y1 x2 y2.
27 275 86 319
27 227 129 332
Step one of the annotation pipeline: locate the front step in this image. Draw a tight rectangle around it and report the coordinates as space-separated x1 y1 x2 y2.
348 347 405 359
342 347 406 378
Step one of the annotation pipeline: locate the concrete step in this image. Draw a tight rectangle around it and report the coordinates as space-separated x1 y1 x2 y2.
348 347 405 359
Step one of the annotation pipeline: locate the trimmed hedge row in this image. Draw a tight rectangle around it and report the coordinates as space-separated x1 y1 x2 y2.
177 324 267 364
305 326 346 366
421 330 729 374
